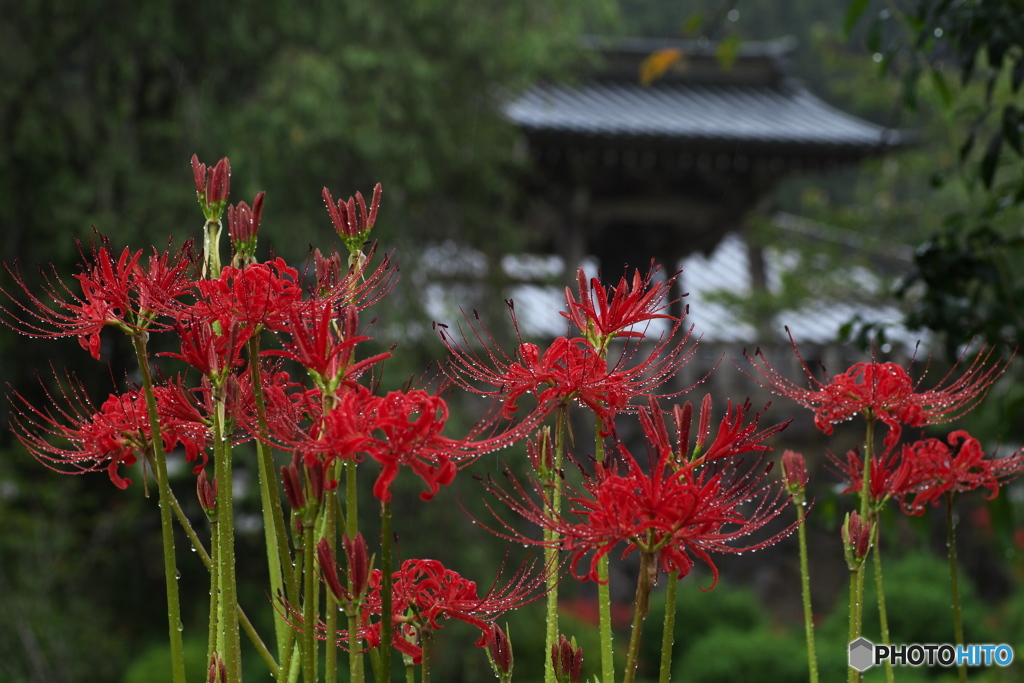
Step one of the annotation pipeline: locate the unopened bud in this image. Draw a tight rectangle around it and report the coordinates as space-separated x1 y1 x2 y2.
485 623 514 680
191 155 231 220
551 635 583 683
316 538 347 602
343 533 370 600
842 511 872 569
228 192 264 266
323 183 383 257
197 469 217 518
781 450 808 495
207 653 227 683
694 393 713 456
528 428 555 479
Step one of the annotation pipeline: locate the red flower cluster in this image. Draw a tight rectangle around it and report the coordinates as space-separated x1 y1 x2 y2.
354 558 544 664
561 265 679 347
747 336 1005 448
11 376 208 489
484 398 791 588
439 266 697 434
2 240 194 359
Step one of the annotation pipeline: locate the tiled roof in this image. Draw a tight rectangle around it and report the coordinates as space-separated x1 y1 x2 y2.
504 37 906 156
506 80 903 150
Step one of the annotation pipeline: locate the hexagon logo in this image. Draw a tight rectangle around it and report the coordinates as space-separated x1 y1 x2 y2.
849 638 875 672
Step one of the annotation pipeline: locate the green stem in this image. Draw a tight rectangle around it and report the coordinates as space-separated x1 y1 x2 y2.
345 461 364 683
795 494 819 683
152 454 278 676
850 416 876 654
130 333 187 683
381 500 394 683
658 573 678 683
947 493 968 683
421 629 432 683
323 462 344 679
301 520 318 683
203 218 223 279
213 393 242 681
544 410 567 683
848 568 861 683
208 516 220 672
623 551 654 683
871 517 895 683
247 337 297 666
597 565 615 682
594 418 614 683
348 610 364 683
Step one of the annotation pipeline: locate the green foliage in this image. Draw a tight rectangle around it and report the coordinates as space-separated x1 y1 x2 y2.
121 640 208 683
672 627 808 683
840 0 1024 355
634 576 767 681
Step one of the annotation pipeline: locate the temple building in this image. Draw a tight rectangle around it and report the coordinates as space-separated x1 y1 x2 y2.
501 36 913 349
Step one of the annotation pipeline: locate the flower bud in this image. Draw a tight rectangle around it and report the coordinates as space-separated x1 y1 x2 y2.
551 634 583 683
693 393 713 457
228 192 264 266
485 623 514 681
528 428 555 479
207 653 226 683
316 538 347 603
781 450 808 495
323 183 382 258
842 511 872 569
192 155 231 220
343 533 370 600
196 469 217 518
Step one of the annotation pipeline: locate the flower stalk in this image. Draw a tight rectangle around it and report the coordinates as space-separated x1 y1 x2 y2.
130 332 187 683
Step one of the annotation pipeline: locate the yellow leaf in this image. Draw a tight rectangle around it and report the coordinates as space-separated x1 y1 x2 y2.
640 48 683 86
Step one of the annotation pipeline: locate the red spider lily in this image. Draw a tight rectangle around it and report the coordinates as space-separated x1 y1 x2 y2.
10 374 208 489
439 307 699 428
828 445 920 507
1 240 194 359
265 302 390 387
192 155 231 219
637 394 788 467
160 317 251 382
682 397 787 466
304 243 400 313
355 557 546 664
562 264 680 346
746 334 1006 448
312 248 343 295
325 388 536 502
192 257 303 331
899 431 1024 513
482 404 792 588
